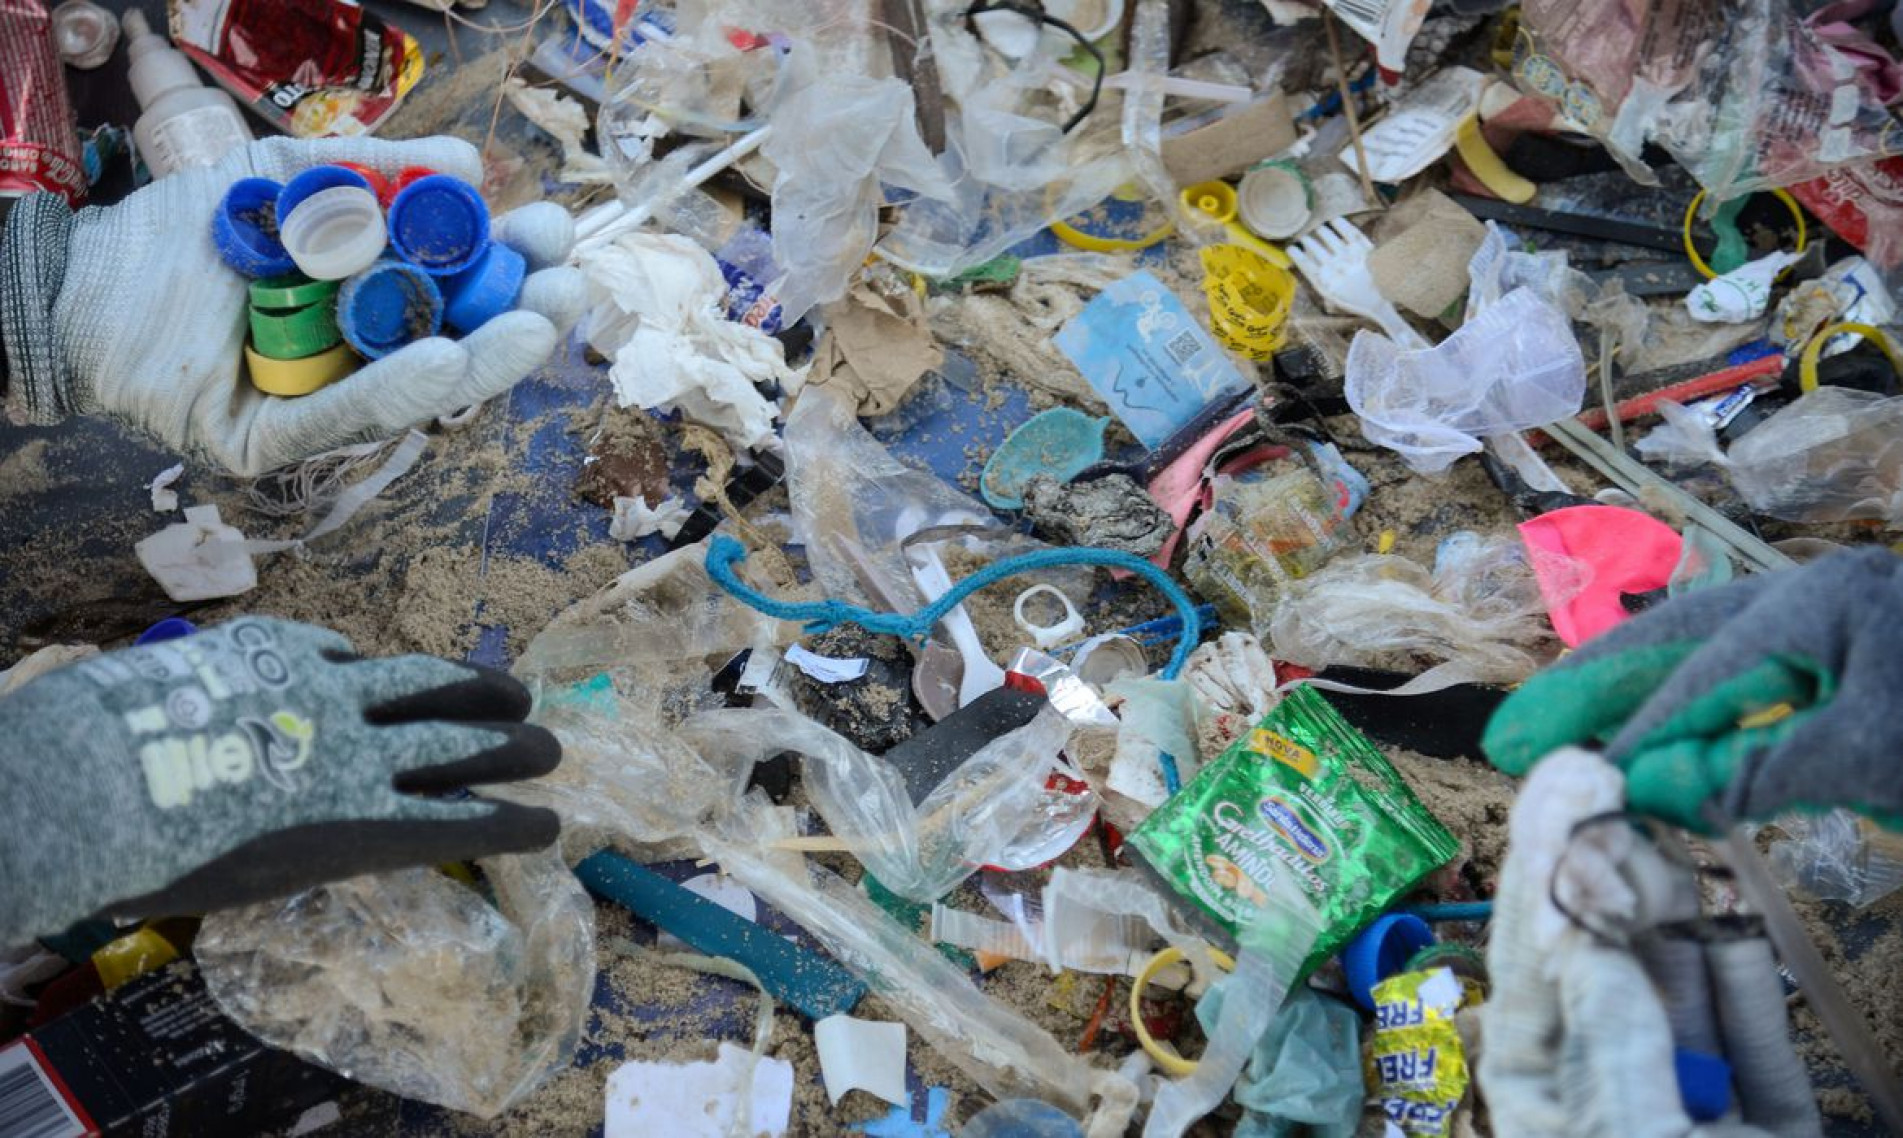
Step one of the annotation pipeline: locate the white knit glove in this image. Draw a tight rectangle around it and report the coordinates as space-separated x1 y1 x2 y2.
1 136 585 475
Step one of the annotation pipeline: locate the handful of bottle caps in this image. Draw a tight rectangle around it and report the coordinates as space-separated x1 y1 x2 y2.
211 163 525 396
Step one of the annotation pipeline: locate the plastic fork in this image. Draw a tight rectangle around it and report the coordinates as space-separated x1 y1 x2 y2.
1288 218 1430 350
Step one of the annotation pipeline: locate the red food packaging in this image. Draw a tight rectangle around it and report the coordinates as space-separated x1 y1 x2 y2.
167 0 426 138
1790 158 1903 271
0 0 87 206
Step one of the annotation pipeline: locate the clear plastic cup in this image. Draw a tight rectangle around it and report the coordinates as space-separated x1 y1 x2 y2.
279 186 387 281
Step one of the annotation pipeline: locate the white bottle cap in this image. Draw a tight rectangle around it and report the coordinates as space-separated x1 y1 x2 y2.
279 187 388 281
53 0 118 69
1237 163 1313 241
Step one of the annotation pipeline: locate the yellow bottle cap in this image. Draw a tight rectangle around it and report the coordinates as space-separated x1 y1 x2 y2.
246 341 359 397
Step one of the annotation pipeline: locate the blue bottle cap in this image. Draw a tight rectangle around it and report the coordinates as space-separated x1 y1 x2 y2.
276 165 376 229
1674 1048 1732 1121
1342 912 1437 1011
337 260 444 360
443 241 526 333
134 617 198 645
387 175 491 275
212 178 297 278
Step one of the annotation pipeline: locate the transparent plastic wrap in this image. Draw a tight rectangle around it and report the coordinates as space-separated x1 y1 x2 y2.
196 848 594 1118
513 541 794 715
1267 534 1558 685
703 799 1097 1112
1639 388 1903 526
1767 808 1903 908
783 385 1100 613
762 73 952 323
1345 287 1587 474
1512 0 1900 199
680 705 1075 902
494 679 758 861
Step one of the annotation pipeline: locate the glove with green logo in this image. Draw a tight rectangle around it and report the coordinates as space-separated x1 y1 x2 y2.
1484 547 1903 832
0 618 560 946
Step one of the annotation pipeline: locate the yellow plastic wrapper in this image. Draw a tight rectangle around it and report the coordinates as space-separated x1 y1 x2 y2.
1367 966 1469 1136
1200 244 1294 360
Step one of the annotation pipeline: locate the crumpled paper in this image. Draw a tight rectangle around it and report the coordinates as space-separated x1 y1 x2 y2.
578 232 804 453
811 276 943 416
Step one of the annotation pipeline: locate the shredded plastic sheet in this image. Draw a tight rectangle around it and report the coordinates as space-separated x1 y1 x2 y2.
1638 388 1903 526
196 849 595 1119
1766 808 1903 909
578 232 802 454
680 706 1074 902
1267 533 1558 686
1511 0 1903 199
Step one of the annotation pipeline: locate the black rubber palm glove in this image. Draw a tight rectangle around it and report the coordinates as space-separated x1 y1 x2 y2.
1485 547 1903 832
0 618 560 945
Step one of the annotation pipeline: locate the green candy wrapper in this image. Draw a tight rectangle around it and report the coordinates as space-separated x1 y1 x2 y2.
1127 684 1458 976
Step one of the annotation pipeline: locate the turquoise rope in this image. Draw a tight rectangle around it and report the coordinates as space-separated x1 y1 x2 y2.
704 535 1205 790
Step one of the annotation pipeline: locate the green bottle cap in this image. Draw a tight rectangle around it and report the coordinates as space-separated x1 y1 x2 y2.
248 297 342 360
248 273 339 310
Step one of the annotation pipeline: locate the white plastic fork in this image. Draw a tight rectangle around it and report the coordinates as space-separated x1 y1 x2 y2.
1288 217 1431 351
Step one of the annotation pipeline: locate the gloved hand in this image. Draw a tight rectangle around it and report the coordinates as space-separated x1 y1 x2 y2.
0 618 560 946
1484 547 1903 832
1479 748 1819 1137
0 136 586 475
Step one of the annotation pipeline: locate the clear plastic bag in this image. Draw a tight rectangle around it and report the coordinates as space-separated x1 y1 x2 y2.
762 72 952 323
1639 388 1903 526
1266 533 1557 685
1512 0 1900 199
1767 808 1903 909
1346 287 1587 474
679 705 1075 902
196 848 595 1119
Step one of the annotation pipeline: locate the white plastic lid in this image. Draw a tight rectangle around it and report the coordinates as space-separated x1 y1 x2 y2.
1237 164 1312 241
279 187 387 281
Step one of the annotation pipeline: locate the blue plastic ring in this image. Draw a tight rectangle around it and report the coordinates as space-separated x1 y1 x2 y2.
134 617 199 645
276 165 376 229
387 175 491 275
213 178 297 278
443 241 526 333
1342 912 1437 1011
337 260 444 360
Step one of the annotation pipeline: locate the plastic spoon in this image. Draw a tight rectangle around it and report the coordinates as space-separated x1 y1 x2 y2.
908 544 1006 707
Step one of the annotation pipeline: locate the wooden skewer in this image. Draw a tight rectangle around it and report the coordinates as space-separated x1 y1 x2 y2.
1324 11 1378 207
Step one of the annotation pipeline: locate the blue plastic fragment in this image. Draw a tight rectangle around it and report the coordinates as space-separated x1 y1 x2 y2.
213 178 296 278
443 242 526 333
575 850 866 1021
980 408 1109 509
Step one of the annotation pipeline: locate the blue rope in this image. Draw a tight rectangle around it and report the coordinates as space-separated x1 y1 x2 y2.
704 535 1206 790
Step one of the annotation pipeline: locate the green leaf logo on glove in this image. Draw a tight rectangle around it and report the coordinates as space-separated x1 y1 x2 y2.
139 709 317 809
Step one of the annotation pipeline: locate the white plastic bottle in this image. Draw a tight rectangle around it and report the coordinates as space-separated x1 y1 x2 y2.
122 9 252 177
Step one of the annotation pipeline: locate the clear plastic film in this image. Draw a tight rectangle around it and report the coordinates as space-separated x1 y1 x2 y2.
679 705 1075 902
1266 533 1558 686
1512 0 1902 199
196 848 595 1119
1766 808 1903 908
702 798 1097 1113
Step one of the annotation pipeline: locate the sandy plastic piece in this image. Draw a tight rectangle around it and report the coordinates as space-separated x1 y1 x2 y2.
604 1044 793 1138
135 504 257 601
1347 68 1486 184
197 849 595 1119
147 463 183 512
982 408 1109 509
655 873 758 953
814 1016 908 1107
1685 251 1802 323
1766 808 1903 909
1014 585 1086 649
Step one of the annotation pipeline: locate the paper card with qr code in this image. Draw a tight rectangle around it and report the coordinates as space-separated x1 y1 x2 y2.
1053 271 1249 449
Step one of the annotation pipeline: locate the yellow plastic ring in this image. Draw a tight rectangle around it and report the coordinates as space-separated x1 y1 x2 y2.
1052 215 1175 253
246 341 359 397
1130 945 1237 1077
1682 189 1807 281
1798 321 1902 393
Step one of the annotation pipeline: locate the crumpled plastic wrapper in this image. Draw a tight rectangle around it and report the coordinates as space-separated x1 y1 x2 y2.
197 848 595 1119
1022 473 1173 556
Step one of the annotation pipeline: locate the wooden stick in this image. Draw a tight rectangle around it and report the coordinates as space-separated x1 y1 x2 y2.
1324 11 1377 207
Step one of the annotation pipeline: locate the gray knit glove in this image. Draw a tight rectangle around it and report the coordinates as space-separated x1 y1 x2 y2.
0 136 586 476
0 618 561 946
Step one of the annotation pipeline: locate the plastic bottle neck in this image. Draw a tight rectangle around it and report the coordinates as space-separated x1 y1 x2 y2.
123 11 206 109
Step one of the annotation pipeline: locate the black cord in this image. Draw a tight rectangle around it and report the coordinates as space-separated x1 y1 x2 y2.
961 0 1106 134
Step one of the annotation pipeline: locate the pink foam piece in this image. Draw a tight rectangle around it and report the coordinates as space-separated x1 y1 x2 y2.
1142 409 1259 572
1517 505 1684 647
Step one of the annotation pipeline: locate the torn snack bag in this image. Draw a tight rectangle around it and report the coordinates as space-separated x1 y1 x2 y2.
1367 967 1470 1137
1126 685 1458 977
167 0 423 138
